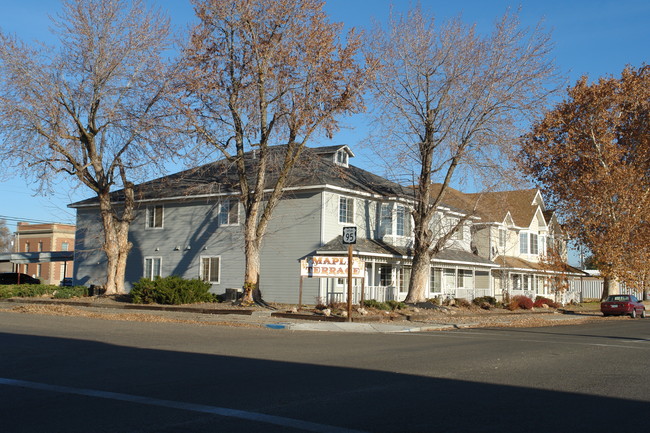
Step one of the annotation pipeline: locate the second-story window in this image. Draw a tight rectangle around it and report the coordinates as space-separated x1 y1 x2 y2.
380 203 392 235
219 199 239 226
147 205 164 229
396 205 406 236
339 196 354 224
61 242 69 251
530 233 538 255
519 232 528 254
498 228 507 251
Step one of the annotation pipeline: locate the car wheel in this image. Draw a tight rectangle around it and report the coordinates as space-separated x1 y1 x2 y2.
631 309 637 319
602 313 609 317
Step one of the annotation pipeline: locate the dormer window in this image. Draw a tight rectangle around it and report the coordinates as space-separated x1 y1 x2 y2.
335 149 349 167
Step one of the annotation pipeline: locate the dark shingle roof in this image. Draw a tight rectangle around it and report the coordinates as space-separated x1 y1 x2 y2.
69 145 412 207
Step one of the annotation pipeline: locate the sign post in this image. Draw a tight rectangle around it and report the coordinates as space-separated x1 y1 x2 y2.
342 227 357 322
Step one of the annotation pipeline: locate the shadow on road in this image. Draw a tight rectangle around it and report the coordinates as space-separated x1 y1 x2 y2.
0 331 648 432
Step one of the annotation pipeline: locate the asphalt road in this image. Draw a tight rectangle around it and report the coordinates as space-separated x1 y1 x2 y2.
1 312 649 432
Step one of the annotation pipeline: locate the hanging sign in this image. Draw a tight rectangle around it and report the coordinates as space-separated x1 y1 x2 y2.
300 256 364 278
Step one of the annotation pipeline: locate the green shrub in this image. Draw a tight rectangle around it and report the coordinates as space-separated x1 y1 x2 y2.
362 299 390 310
386 300 406 310
0 284 89 299
472 296 498 307
52 286 89 299
130 276 215 305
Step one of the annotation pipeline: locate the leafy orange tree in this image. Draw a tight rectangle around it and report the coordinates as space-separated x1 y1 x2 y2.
180 0 367 304
521 65 650 299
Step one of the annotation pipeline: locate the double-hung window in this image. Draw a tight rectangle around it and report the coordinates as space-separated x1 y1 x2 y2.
147 205 164 229
519 232 528 254
335 150 348 167
498 228 507 251
530 233 538 255
144 257 162 280
380 203 392 236
339 196 354 224
219 200 239 226
200 256 220 284
396 205 406 236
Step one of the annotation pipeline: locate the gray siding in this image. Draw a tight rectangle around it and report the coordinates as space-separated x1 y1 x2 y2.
73 208 107 288
73 191 323 304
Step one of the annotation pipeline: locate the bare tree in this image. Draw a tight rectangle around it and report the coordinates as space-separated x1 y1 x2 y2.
0 0 181 294
0 219 12 253
520 65 650 299
366 6 559 303
180 0 368 304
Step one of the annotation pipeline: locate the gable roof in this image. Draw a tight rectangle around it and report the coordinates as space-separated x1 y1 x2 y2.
466 189 543 227
69 145 412 208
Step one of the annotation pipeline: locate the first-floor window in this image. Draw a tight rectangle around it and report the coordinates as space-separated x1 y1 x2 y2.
379 265 392 286
144 257 162 279
457 269 473 288
200 256 220 283
399 266 411 293
430 267 442 292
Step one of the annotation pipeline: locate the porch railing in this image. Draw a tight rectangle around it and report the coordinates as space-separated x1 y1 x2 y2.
324 286 493 304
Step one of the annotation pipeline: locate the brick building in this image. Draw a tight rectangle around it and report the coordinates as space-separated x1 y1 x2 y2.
15 222 75 285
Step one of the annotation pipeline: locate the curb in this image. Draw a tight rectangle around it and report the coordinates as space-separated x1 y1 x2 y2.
0 298 255 316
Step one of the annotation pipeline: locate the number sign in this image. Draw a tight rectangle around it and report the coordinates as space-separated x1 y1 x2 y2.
342 226 357 244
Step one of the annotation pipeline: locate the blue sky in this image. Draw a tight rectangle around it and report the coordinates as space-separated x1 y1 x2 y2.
0 0 648 262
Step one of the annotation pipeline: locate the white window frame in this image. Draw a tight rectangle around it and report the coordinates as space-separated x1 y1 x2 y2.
146 205 164 229
498 228 507 251
396 205 406 236
539 235 546 256
529 233 539 255
144 257 162 280
430 267 442 293
339 196 354 224
219 199 239 226
380 203 392 236
200 256 221 284
335 150 349 167
519 232 528 254
61 242 69 251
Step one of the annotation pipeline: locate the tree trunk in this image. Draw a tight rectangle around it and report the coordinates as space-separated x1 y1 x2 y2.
405 248 432 303
241 219 262 304
601 276 619 300
98 193 133 295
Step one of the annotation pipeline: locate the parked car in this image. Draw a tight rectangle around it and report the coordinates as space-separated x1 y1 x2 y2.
0 273 41 285
601 294 646 318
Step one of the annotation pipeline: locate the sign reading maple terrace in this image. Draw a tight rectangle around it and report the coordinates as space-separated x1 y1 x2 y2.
300 256 365 278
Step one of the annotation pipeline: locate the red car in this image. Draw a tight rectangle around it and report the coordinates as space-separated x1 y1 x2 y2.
601 294 646 318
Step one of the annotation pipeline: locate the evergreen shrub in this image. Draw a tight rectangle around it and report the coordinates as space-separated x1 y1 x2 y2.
130 276 215 305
